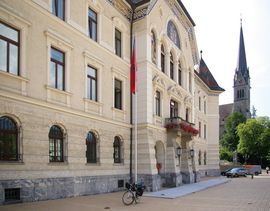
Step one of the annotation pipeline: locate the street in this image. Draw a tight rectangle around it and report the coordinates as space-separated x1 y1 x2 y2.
1 174 270 211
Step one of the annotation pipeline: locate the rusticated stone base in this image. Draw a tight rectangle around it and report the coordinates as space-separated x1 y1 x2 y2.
0 174 129 205
137 174 161 192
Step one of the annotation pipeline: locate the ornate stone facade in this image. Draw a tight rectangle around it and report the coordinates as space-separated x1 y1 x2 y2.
0 0 222 204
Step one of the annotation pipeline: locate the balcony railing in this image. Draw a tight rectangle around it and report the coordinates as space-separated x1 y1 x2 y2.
165 117 199 136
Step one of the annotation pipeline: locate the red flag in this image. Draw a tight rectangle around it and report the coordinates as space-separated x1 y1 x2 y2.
131 37 136 94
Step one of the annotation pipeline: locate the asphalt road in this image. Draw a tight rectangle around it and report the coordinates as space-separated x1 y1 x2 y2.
1 174 270 211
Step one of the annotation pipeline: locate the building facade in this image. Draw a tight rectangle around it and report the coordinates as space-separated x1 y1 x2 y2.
0 0 223 204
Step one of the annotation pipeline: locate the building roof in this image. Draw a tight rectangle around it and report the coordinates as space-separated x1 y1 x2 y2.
219 103 233 125
126 0 195 26
237 23 249 81
196 58 225 92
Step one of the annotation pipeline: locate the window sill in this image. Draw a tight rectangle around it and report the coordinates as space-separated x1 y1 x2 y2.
48 162 68 166
0 70 29 95
112 107 126 122
45 85 72 107
83 98 103 115
0 161 24 165
85 162 101 166
153 115 163 126
113 163 124 166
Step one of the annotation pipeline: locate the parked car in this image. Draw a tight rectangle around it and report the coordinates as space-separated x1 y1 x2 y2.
226 167 248 178
221 167 234 176
244 165 262 175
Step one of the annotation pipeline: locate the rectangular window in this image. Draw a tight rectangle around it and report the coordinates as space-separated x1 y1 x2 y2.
170 100 178 118
115 29 121 57
52 0 65 20
88 8 97 41
189 72 192 92
199 122 201 138
170 61 174 80
186 108 189 122
199 97 201 111
204 124 207 139
0 22 20 75
161 53 165 73
178 68 182 86
114 79 122 109
50 47 65 90
155 91 161 116
204 101 206 114
87 66 97 101
5 188 20 203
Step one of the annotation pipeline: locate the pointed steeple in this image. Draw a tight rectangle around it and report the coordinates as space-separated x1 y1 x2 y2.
236 20 249 81
233 19 251 118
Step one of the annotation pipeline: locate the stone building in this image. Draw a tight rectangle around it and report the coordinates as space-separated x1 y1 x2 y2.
219 22 251 136
0 0 223 204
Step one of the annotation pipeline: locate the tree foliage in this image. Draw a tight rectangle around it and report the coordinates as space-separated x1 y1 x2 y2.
220 112 246 151
237 117 270 166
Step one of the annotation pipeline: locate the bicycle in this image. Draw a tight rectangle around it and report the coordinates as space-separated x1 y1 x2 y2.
122 181 145 205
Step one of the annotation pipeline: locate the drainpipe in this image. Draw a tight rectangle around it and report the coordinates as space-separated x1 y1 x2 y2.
129 5 135 184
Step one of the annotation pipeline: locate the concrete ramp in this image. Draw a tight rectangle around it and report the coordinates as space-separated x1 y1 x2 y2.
144 177 228 199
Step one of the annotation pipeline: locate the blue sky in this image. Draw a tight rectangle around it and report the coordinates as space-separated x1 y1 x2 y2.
182 0 270 117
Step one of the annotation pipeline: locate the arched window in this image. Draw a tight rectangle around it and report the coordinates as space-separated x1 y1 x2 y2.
0 116 18 161
178 60 182 86
86 131 97 163
113 136 122 163
151 31 156 64
167 20 181 49
161 44 165 73
49 125 64 162
170 52 174 80
198 150 201 165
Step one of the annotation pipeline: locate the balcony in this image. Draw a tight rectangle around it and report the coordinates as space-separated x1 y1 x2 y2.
165 117 198 136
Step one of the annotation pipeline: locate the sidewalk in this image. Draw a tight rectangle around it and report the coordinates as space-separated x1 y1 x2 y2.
144 177 228 199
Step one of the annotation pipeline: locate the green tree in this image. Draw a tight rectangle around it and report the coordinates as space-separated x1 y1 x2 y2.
219 146 233 162
237 117 270 166
220 112 246 152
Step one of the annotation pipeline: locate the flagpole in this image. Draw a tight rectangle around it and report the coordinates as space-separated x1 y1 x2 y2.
134 94 137 182
134 37 138 183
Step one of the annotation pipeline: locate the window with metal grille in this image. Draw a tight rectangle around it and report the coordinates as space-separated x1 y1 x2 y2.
113 136 121 163
86 131 97 163
0 116 19 161
118 179 124 188
49 125 64 162
5 188 20 202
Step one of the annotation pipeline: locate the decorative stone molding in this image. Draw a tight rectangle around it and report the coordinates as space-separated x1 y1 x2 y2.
106 0 132 21
167 84 183 99
152 74 166 89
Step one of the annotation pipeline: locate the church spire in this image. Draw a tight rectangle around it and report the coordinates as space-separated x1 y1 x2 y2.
233 19 251 118
237 19 249 80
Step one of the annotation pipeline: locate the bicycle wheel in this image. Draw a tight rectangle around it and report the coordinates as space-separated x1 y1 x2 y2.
122 190 134 205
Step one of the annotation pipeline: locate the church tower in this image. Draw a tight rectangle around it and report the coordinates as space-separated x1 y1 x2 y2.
233 20 251 118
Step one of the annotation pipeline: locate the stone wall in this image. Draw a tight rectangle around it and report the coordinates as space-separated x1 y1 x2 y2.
0 174 129 204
